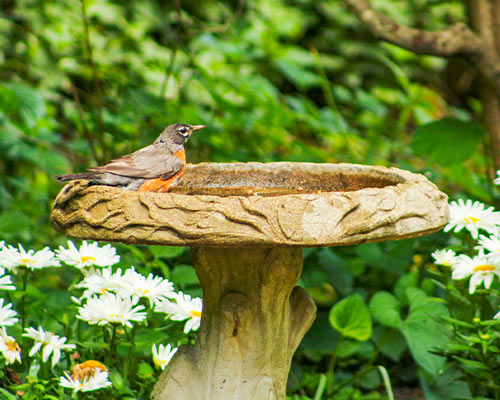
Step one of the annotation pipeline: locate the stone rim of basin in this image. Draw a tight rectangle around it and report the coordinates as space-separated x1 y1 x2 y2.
50 162 449 247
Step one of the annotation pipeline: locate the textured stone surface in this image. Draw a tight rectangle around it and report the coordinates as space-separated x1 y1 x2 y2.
151 247 316 400
51 162 449 246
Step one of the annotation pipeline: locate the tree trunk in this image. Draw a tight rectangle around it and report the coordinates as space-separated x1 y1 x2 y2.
470 0 500 171
151 247 317 400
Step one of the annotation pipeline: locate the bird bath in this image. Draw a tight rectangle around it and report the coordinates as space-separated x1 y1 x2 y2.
50 162 449 400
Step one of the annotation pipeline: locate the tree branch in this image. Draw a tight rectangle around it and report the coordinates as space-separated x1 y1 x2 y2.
343 0 500 97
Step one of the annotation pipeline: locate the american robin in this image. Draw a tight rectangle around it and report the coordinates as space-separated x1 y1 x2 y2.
57 123 204 192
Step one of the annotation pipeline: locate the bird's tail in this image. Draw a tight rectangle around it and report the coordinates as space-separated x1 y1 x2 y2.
56 172 95 182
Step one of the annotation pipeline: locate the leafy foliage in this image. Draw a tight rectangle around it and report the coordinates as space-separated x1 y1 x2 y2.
0 0 497 398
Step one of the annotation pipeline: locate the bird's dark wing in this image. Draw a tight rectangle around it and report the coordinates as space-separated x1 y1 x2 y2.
89 145 184 179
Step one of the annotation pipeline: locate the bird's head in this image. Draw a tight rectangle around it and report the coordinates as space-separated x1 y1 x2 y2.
155 123 205 147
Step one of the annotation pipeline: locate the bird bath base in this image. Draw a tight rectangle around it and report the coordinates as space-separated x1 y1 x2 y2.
50 162 449 400
152 247 314 400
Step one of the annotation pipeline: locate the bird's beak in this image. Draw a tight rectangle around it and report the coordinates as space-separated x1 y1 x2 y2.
190 125 205 132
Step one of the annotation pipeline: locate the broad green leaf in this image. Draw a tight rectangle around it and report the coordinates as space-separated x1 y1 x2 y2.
369 291 402 328
317 248 353 296
394 271 419 304
372 326 406 362
401 321 447 375
419 366 472 400
411 117 484 166
329 293 372 341
301 311 340 361
401 288 451 375
150 246 185 259
171 264 199 286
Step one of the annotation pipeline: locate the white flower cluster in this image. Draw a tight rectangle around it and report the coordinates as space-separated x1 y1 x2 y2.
0 239 203 391
0 240 119 273
435 194 500 318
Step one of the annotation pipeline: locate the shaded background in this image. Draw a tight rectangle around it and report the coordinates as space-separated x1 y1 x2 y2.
0 0 495 398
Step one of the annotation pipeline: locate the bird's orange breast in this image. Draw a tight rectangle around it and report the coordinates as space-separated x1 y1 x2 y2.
138 148 186 193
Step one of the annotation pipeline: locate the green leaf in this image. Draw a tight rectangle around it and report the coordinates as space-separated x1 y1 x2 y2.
401 321 447 375
372 326 407 362
137 361 154 380
419 366 472 400
149 246 185 259
0 83 46 128
317 248 353 296
273 59 322 89
0 388 17 400
329 293 372 341
170 264 199 286
369 291 402 328
401 288 451 375
411 117 484 166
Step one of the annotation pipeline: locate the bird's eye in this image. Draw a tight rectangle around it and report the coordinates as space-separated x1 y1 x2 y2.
179 127 187 134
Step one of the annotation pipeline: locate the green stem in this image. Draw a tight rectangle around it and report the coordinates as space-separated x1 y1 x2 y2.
331 365 377 395
20 268 29 331
326 336 342 394
110 324 118 366
314 374 328 400
20 268 29 353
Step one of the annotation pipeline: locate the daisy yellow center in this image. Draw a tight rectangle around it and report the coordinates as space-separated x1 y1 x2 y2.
21 258 30 264
79 360 107 371
442 261 450 266
464 216 480 224
190 310 202 318
6 341 19 352
473 264 495 272
80 256 96 264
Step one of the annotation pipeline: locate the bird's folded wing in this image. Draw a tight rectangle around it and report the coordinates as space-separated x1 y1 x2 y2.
88 145 184 179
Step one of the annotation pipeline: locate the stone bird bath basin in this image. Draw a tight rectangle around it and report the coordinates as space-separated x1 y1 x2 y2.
50 162 449 400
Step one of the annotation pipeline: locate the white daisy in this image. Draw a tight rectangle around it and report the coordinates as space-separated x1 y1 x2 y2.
155 291 202 333
55 241 120 270
23 326 76 367
116 267 175 306
477 234 500 263
60 368 112 393
152 343 177 370
76 293 147 328
0 244 60 271
0 327 21 365
0 267 15 291
75 267 126 298
444 199 500 239
431 249 457 267
0 299 18 327
452 253 500 294
494 170 500 185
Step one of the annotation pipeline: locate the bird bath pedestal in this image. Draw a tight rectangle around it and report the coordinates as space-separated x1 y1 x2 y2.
50 162 448 400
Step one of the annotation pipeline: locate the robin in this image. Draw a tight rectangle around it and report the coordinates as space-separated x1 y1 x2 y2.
57 123 204 192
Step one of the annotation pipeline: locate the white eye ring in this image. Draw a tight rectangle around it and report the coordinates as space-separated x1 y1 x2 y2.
179 127 188 135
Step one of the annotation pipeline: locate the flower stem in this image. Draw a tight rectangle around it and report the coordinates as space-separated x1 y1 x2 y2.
21 268 29 331
326 336 342 394
110 324 118 366
20 268 29 353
